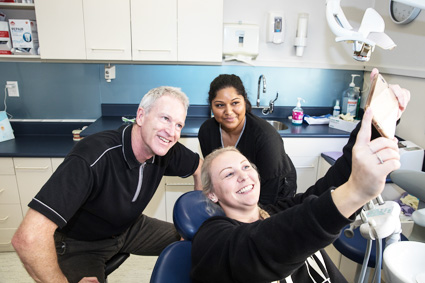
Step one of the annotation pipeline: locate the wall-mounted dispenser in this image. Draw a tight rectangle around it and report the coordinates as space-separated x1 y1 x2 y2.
223 23 259 64
294 13 309 56
105 64 116 83
267 12 285 44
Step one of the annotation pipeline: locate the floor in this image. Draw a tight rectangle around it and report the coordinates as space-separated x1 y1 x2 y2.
0 251 157 283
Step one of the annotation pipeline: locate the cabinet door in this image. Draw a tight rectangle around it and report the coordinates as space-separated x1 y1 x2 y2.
0 228 17 252
291 156 319 193
165 176 194 222
131 0 177 61
83 0 132 60
51 158 65 172
178 0 223 62
35 0 86 60
143 178 167 221
14 158 53 216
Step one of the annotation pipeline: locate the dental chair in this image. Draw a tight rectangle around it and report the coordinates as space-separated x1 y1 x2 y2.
150 191 225 283
383 169 425 283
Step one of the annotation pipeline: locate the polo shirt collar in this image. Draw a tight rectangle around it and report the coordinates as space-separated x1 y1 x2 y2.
121 124 155 169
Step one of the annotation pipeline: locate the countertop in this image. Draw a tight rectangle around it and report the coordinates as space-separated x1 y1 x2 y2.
82 115 351 138
0 105 351 158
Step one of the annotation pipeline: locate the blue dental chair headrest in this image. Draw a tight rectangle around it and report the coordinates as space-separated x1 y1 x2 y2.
150 191 225 283
173 190 225 241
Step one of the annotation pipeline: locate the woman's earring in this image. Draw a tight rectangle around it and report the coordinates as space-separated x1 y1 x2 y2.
209 194 217 202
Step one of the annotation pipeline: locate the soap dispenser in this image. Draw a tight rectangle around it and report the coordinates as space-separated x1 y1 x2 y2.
342 74 360 117
292 97 305 125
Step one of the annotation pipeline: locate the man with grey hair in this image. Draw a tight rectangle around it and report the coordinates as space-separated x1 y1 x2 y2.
12 86 202 283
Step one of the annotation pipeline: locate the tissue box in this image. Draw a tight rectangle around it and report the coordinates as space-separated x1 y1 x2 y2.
0 21 12 55
329 116 360 133
8 19 39 54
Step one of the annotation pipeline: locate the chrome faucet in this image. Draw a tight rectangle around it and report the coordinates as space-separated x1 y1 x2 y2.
257 75 266 107
262 92 279 115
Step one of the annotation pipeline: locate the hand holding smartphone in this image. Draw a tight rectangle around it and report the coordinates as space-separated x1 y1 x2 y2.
364 74 399 139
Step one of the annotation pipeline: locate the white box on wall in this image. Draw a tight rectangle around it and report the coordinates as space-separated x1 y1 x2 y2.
223 23 259 62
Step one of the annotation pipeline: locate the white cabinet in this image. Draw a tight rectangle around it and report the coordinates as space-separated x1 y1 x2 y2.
131 0 223 62
177 0 223 62
284 138 348 193
143 178 167 221
34 0 86 60
0 157 64 252
34 0 223 63
131 0 178 61
13 158 54 216
0 158 21 252
165 176 194 222
83 0 132 60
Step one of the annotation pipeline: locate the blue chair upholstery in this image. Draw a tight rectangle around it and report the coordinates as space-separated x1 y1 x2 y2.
150 191 225 283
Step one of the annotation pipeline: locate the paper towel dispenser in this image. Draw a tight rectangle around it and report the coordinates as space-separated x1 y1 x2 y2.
223 23 259 64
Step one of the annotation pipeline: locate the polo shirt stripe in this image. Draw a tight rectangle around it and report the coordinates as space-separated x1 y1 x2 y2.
122 124 131 163
90 145 122 167
32 198 67 224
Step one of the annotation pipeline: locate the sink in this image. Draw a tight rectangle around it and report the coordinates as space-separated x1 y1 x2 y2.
265 120 288 131
383 241 425 283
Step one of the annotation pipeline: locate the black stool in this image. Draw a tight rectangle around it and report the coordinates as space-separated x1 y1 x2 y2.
105 253 130 281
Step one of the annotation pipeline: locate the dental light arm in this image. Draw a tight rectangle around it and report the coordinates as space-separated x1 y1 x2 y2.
326 0 397 62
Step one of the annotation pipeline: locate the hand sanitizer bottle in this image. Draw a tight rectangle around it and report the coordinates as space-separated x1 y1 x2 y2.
292 97 305 125
342 74 360 117
333 100 341 117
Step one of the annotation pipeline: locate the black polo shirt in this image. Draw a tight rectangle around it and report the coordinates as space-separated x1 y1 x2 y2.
29 124 200 241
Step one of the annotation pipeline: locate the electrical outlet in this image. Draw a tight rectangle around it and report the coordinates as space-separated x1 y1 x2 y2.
6 81 19 97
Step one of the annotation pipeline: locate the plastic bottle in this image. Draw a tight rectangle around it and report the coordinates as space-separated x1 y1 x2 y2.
333 100 341 117
355 87 362 118
341 74 360 117
292 97 305 125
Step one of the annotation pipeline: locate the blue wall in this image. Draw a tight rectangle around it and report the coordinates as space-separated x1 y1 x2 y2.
0 62 363 119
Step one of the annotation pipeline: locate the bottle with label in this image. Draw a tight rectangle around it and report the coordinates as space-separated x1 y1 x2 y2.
333 100 341 117
292 97 305 125
342 74 360 117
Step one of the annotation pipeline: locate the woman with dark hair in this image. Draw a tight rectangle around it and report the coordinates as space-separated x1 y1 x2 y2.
198 74 297 205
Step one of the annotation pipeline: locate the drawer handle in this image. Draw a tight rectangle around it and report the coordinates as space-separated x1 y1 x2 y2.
0 216 9 222
91 48 125 52
0 241 11 246
295 165 315 169
137 49 171 52
15 166 49 171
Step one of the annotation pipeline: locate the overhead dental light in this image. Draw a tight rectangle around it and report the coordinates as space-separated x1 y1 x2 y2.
326 0 397 62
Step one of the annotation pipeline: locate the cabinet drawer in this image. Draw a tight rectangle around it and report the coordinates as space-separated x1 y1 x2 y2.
14 158 53 215
51 158 64 172
165 185 193 223
0 175 20 204
0 228 17 252
165 176 194 186
0 158 15 175
0 204 23 228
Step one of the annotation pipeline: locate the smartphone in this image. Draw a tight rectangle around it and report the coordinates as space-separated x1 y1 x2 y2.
364 74 399 139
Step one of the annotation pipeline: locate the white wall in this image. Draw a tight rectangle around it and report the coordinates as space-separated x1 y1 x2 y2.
223 0 425 148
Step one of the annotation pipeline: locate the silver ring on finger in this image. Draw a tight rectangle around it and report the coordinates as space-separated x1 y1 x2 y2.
376 153 384 164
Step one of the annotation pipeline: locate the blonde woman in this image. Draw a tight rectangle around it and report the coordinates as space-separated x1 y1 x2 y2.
191 106 404 282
